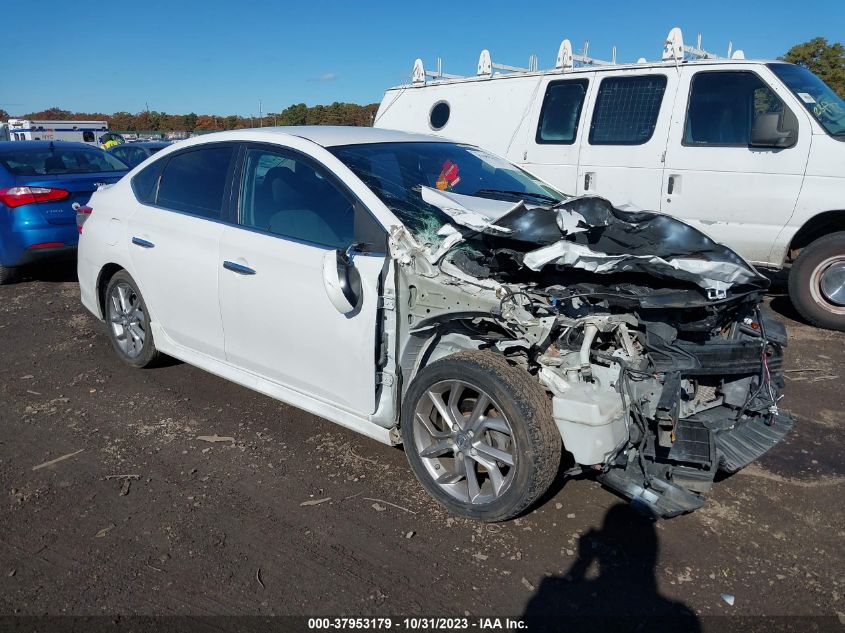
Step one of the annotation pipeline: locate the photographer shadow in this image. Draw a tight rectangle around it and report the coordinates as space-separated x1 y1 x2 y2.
522 503 700 633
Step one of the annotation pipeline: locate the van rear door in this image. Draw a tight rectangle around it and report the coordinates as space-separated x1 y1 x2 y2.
660 65 811 266
576 68 676 210
522 73 594 196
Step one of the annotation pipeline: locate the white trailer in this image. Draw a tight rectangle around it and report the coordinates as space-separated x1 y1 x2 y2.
7 119 108 145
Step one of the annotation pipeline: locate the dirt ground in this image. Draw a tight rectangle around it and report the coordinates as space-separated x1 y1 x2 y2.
0 267 842 631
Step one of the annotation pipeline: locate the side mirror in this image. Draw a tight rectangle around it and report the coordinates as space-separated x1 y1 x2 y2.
750 110 798 149
321 243 363 314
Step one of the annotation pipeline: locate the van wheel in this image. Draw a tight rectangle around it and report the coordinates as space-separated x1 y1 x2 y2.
401 351 561 522
789 232 845 331
0 264 17 285
104 271 159 367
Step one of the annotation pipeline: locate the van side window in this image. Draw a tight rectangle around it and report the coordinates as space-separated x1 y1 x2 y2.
83 131 95 142
156 146 234 219
589 75 667 145
536 79 588 144
684 71 787 146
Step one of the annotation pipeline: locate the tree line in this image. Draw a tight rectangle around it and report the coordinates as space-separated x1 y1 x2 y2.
1 37 841 133
0 102 379 133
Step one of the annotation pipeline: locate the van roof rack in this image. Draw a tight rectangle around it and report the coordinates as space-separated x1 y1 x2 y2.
409 27 745 84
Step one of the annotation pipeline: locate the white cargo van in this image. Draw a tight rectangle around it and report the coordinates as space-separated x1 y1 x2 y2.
7 119 108 146
375 28 845 330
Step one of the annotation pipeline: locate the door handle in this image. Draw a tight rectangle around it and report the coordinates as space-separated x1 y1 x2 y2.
584 172 592 191
131 237 155 248
667 176 675 195
223 260 256 275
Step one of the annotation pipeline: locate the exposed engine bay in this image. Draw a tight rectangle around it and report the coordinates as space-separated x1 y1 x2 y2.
389 192 794 518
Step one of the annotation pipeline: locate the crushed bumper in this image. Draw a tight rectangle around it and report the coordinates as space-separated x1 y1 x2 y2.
597 412 795 518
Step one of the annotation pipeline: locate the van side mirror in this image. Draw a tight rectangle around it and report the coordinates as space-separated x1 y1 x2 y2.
750 110 798 149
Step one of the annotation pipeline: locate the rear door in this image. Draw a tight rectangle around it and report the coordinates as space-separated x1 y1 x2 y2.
577 68 677 209
218 143 387 414
522 73 594 195
126 143 236 359
660 66 812 265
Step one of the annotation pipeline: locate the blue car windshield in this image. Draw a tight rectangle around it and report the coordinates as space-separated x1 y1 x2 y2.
329 141 565 234
0 146 129 175
769 63 845 136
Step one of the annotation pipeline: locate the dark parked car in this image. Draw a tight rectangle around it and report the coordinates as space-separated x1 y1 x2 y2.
0 141 129 283
108 141 172 168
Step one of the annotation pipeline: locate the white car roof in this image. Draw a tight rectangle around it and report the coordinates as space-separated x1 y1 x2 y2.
187 126 445 148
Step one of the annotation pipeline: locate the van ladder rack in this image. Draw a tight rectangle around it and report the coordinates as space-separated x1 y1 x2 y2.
410 27 745 84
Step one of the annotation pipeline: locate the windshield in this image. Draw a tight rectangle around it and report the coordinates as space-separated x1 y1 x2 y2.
769 63 845 136
0 146 129 175
329 142 565 234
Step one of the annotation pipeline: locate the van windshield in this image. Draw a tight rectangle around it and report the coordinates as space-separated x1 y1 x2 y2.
768 63 845 136
329 141 565 234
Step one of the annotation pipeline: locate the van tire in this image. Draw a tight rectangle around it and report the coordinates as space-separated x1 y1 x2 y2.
789 232 845 331
401 350 561 522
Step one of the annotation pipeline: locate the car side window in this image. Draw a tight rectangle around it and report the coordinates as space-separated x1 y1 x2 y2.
684 71 787 146
239 147 355 249
111 147 130 163
156 146 234 219
536 79 589 144
589 75 667 145
131 157 166 204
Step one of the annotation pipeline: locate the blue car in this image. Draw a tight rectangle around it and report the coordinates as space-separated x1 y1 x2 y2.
0 141 129 283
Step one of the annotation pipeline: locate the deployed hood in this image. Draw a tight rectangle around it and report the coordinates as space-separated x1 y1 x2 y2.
418 188 768 297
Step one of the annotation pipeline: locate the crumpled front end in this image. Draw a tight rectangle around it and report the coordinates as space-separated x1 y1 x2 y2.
390 193 793 518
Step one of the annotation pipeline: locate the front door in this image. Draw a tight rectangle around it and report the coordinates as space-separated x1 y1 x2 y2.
218 144 386 414
660 66 812 265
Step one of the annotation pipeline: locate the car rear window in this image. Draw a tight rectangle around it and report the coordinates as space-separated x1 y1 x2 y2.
0 146 129 175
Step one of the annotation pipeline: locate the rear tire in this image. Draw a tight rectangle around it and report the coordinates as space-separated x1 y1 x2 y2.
401 351 561 522
0 264 18 285
789 232 845 331
104 271 159 368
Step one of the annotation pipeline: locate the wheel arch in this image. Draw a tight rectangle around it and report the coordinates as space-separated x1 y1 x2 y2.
787 210 845 262
96 263 125 318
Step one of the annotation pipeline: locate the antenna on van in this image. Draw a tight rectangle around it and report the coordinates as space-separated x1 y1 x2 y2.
412 57 464 84
477 50 539 77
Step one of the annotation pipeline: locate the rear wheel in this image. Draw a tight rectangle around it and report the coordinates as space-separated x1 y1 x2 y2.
401 351 561 522
0 264 17 285
789 232 845 331
104 271 159 368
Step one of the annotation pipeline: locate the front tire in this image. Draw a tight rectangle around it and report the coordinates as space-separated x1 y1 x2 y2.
789 232 845 331
401 351 561 522
104 271 159 368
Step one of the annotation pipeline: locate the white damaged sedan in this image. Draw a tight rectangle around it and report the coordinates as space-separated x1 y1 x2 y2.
78 127 793 521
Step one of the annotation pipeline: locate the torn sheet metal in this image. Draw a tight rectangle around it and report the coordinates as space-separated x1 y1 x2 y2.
525 197 769 293
420 186 516 234
523 239 759 293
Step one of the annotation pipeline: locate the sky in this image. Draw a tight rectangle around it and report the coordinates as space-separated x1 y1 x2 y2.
2 0 842 117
